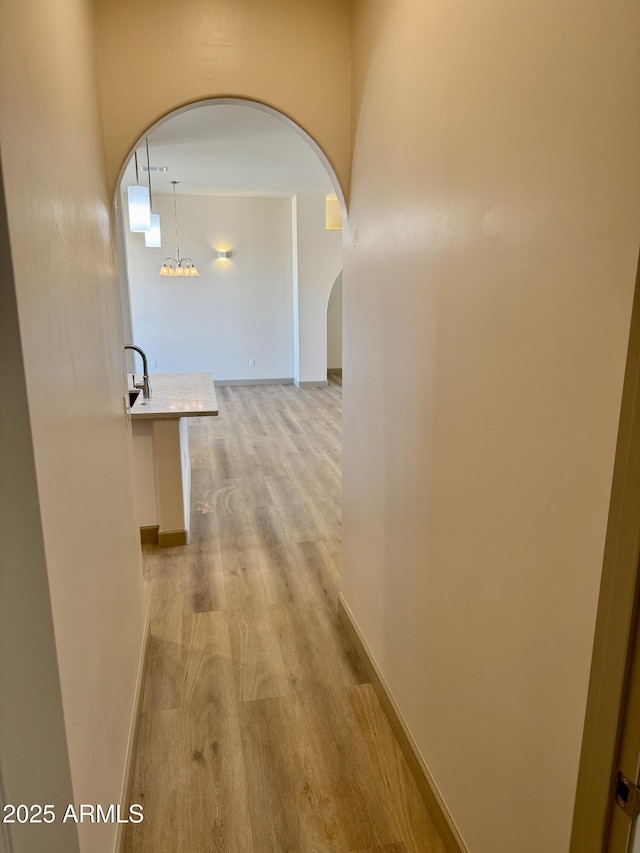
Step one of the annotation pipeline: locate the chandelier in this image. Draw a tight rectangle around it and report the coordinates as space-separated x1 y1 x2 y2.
159 181 199 277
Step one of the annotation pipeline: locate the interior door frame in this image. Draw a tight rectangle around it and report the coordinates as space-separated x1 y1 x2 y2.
608 605 640 850
570 247 640 853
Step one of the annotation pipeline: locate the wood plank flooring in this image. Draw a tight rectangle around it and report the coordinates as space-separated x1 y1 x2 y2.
123 380 445 853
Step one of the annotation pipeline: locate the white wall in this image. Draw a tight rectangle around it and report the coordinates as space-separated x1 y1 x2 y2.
293 195 343 384
343 2 640 852
292 200 301 381
0 3 147 852
126 194 294 381
327 271 343 370
125 192 343 385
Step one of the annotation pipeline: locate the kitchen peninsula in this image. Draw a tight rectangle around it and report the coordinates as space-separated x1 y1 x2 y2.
129 373 218 547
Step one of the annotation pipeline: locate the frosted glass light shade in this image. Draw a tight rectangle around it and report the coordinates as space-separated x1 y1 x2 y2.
127 185 151 232
144 214 162 248
159 258 199 277
175 265 199 276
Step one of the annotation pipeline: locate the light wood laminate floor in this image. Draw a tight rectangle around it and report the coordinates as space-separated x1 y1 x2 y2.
124 380 445 853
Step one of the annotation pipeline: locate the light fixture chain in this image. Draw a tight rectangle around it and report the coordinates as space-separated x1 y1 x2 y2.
145 138 153 211
172 181 181 263
158 179 198 276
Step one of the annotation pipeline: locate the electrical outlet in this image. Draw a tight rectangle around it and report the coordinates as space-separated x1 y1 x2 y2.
248 358 255 367
150 361 157 369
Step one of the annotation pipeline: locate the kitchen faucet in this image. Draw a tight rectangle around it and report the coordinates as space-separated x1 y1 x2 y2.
124 345 152 399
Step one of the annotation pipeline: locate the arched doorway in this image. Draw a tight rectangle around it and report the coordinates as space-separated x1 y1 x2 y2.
116 99 345 388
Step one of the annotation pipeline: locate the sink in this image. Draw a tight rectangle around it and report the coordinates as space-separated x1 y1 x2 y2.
129 389 140 407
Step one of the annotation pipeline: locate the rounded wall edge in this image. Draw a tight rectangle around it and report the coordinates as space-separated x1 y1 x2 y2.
111 96 349 218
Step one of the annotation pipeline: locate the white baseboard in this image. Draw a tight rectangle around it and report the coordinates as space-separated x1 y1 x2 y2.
214 378 294 386
114 616 150 853
295 379 329 388
337 594 468 853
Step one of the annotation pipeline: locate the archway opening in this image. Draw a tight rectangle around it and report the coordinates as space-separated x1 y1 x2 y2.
115 98 346 542
116 98 345 388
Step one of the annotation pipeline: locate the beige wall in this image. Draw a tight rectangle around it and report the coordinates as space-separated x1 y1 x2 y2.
0 2 146 852
342 2 640 852
95 0 352 201
4 1 639 851
0 161 80 853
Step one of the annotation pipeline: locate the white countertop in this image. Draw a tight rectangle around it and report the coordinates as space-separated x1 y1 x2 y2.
130 372 218 420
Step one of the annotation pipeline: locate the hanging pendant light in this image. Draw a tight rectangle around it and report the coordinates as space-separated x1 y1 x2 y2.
146 213 162 248
127 151 151 232
143 139 162 248
159 181 199 277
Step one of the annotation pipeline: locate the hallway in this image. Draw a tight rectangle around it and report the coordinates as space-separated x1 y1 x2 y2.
123 381 445 853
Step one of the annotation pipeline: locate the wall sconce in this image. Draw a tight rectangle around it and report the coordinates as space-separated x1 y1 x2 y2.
325 194 343 231
215 249 231 260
